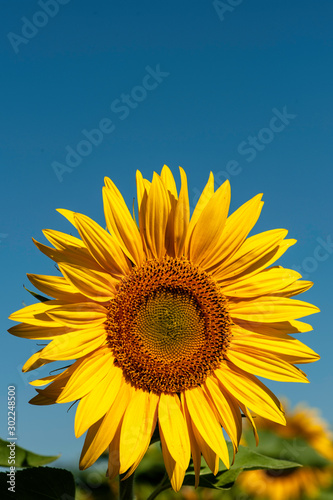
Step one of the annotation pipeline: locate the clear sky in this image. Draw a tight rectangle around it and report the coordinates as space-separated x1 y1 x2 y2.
1 0 333 471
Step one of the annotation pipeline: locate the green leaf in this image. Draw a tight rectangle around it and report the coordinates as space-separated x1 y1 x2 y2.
244 429 331 467
316 491 333 500
182 442 301 490
0 438 59 467
23 285 49 303
0 467 75 499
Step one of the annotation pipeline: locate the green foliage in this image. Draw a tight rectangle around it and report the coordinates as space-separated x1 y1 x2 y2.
316 491 333 500
0 467 75 499
244 429 331 467
134 441 300 496
182 442 301 490
0 438 59 467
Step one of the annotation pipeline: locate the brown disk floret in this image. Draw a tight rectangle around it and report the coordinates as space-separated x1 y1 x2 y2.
105 256 232 394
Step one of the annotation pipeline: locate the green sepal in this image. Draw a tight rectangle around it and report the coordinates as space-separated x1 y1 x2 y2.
23 285 49 303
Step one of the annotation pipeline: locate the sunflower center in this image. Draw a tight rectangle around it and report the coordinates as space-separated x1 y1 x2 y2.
136 289 205 361
105 256 231 394
264 467 299 478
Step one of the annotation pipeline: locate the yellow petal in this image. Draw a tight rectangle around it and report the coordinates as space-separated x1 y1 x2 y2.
160 164 178 199
227 348 309 383
158 393 191 471
188 180 231 266
59 262 116 302
275 280 313 297
43 229 84 250
30 374 60 387
144 173 171 259
215 361 286 425
136 170 150 256
22 350 51 372
79 381 132 470
165 193 177 257
200 381 238 464
120 449 146 480
229 296 320 322
218 384 243 453
9 300 66 327
204 376 241 450
174 167 190 257
74 212 131 277
185 172 215 254
202 194 263 270
32 237 105 272
185 386 230 468
107 428 121 480
8 323 74 339
33 365 77 403
204 379 243 458
169 463 186 493
239 403 259 446
39 325 107 361
237 238 298 282
56 208 78 226
75 365 123 437
29 393 56 405
233 318 313 335
27 274 83 301
119 390 158 473
191 423 219 475
55 347 114 403
181 393 202 488
136 170 151 210
46 302 107 328
230 328 320 364
213 229 289 281
159 426 186 492
159 166 178 258
222 268 302 298
103 180 144 266
158 168 179 257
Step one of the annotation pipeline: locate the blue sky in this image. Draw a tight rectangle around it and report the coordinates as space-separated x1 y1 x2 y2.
1 0 333 471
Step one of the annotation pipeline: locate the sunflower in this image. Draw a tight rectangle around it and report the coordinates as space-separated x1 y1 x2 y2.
250 404 333 461
237 405 333 500
9 166 320 491
237 467 332 500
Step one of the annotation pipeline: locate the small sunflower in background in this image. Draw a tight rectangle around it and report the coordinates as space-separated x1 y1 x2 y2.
237 404 333 500
9 166 320 491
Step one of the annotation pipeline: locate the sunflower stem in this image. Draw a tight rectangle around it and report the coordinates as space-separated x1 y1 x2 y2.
119 472 135 500
146 473 170 500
